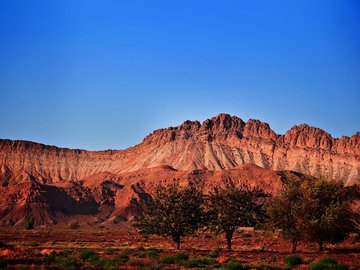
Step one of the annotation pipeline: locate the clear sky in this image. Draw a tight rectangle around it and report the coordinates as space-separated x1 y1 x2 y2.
0 0 359 150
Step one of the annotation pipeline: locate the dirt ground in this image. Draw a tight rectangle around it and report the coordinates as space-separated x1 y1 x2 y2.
0 227 359 269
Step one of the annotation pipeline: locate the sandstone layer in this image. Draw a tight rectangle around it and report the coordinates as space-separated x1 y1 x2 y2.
0 113 359 226
1 113 359 186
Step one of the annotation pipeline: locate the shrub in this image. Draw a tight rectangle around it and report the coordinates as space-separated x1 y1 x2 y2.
310 263 329 270
310 259 349 270
184 259 201 268
226 261 245 270
43 252 57 263
147 247 160 253
284 254 302 266
318 258 337 265
182 257 217 268
102 259 118 270
142 262 163 270
116 253 129 262
25 216 35 230
329 264 349 270
252 264 275 270
123 248 134 254
58 258 78 269
24 242 39 247
147 249 159 258
174 252 189 262
128 259 144 266
162 256 175 264
79 250 98 261
62 249 73 256
67 220 80 230
196 256 217 265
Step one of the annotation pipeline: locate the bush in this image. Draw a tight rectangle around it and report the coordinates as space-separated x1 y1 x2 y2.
284 254 302 266
207 253 217 258
310 263 329 270
226 261 245 270
196 256 217 265
43 252 57 263
142 262 163 270
116 253 129 262
310 259 349 270
128 259 144 266
62 249 73 256
67 220 80 230
329 265 349 270
79 250 98 261
162 256 175 264
174 252 189 262
184 259 201 268
147 249 159 258
24 242 39 247
58 258 78 269
25 216 35 230
102 259 118 270
183 257 217 268
318 258 337 265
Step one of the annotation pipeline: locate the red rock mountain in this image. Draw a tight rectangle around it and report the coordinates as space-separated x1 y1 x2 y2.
0 114 359 226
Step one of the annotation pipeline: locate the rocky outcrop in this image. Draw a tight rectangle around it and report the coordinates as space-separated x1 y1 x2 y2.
1 113 359 226
0 113 359 186
0 164 283 226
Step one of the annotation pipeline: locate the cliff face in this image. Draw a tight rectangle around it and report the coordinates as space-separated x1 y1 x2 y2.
1 113 359 226
1 113 359 186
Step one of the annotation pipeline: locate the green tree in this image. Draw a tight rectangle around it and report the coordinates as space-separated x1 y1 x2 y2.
300 177 359 251
133 183 205 249
267 175 304 253
207 183 268 250
268 175 359 252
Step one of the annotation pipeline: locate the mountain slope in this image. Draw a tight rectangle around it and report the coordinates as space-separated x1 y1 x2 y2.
1 114 359 186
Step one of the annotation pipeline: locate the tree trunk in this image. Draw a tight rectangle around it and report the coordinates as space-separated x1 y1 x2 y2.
225 230 234 251
318 240 323 251
173 235 181 249
292 240 298 253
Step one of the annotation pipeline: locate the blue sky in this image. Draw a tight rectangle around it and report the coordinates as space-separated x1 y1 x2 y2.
0 0 359 150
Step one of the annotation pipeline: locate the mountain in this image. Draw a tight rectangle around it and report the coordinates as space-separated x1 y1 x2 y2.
1 114 359 185
0 113 359 226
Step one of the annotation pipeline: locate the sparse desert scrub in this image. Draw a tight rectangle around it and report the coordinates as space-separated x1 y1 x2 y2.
0 229 359 269
283 254 302 267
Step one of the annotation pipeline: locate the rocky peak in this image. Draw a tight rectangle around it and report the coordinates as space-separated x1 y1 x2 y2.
243 119 278 140
284 124 333 150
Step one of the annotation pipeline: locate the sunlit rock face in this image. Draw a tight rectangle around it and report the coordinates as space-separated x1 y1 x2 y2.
0 114 359 226
0 113 359 185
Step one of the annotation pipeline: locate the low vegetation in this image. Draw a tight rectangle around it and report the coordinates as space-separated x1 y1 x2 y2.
283 254 302 267
0 175 358 269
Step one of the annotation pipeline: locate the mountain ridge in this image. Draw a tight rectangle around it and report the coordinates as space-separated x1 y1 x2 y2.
0 113 359 186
